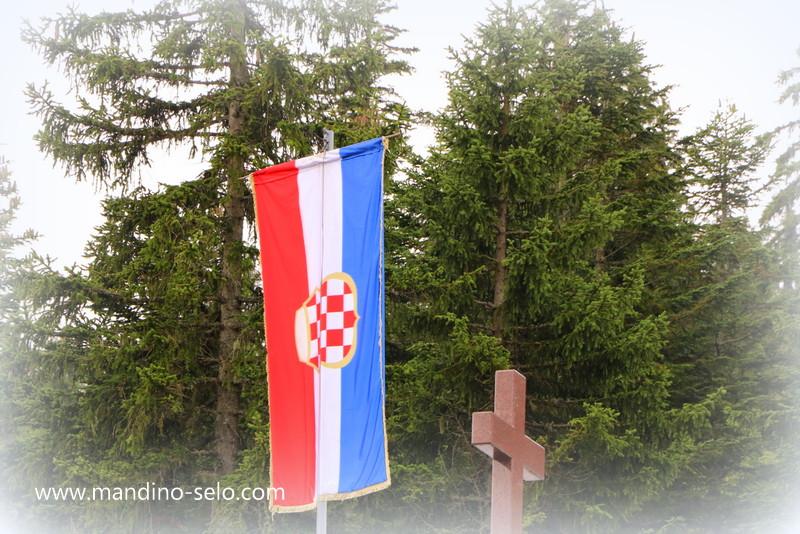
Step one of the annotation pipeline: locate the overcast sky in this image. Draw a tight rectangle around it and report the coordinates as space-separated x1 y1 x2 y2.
2 0 799 267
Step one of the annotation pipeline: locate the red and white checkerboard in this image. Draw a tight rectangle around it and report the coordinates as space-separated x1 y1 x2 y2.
304 276 357 368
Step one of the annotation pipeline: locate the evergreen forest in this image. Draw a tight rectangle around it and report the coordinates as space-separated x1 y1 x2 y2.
1 0 798 532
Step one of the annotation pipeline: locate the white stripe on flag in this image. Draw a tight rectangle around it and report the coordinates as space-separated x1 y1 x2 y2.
296 150 343 497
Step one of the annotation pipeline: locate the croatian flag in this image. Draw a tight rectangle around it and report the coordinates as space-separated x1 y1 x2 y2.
251 138 390 512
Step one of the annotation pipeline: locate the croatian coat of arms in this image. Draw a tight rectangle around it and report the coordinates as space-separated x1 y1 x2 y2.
294 272 359 370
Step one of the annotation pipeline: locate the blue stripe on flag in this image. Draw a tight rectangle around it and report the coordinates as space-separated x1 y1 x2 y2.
339 138 388 493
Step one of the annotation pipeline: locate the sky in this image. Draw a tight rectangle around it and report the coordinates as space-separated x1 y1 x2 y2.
2 0 799 268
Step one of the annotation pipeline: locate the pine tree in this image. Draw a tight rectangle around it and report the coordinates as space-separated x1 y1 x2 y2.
0 156 55 532
763 48 800 288
631 104 800 532
684 104 772 224
385 1 718 531
14 0 410 531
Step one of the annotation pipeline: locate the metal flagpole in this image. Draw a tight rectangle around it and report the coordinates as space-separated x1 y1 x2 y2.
316 127 334 534
317 500 327 533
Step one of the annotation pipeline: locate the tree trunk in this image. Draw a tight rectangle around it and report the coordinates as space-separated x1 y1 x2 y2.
493 191 508 338
492 96 511 339
214 0 248 475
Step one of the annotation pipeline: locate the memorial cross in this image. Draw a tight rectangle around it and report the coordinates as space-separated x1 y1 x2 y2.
472 370 545 534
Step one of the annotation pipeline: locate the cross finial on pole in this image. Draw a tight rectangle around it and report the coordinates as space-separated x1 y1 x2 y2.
472 370 545 534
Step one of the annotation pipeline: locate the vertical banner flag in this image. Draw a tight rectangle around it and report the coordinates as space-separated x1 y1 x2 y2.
251 138 390 512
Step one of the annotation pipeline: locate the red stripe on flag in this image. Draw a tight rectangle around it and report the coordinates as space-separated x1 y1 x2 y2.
252 164 316 509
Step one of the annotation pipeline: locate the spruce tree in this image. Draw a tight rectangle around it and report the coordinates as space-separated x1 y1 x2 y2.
763 48 800 288
684 104 772 224
384 2 757 532
14 0 410 531
638 106 800 532
0 156 57 533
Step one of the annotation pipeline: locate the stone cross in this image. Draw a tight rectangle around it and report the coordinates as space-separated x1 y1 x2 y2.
472 370 545 534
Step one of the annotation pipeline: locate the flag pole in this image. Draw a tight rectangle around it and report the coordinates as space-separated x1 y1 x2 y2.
315 127 335 534
317 501 327 534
